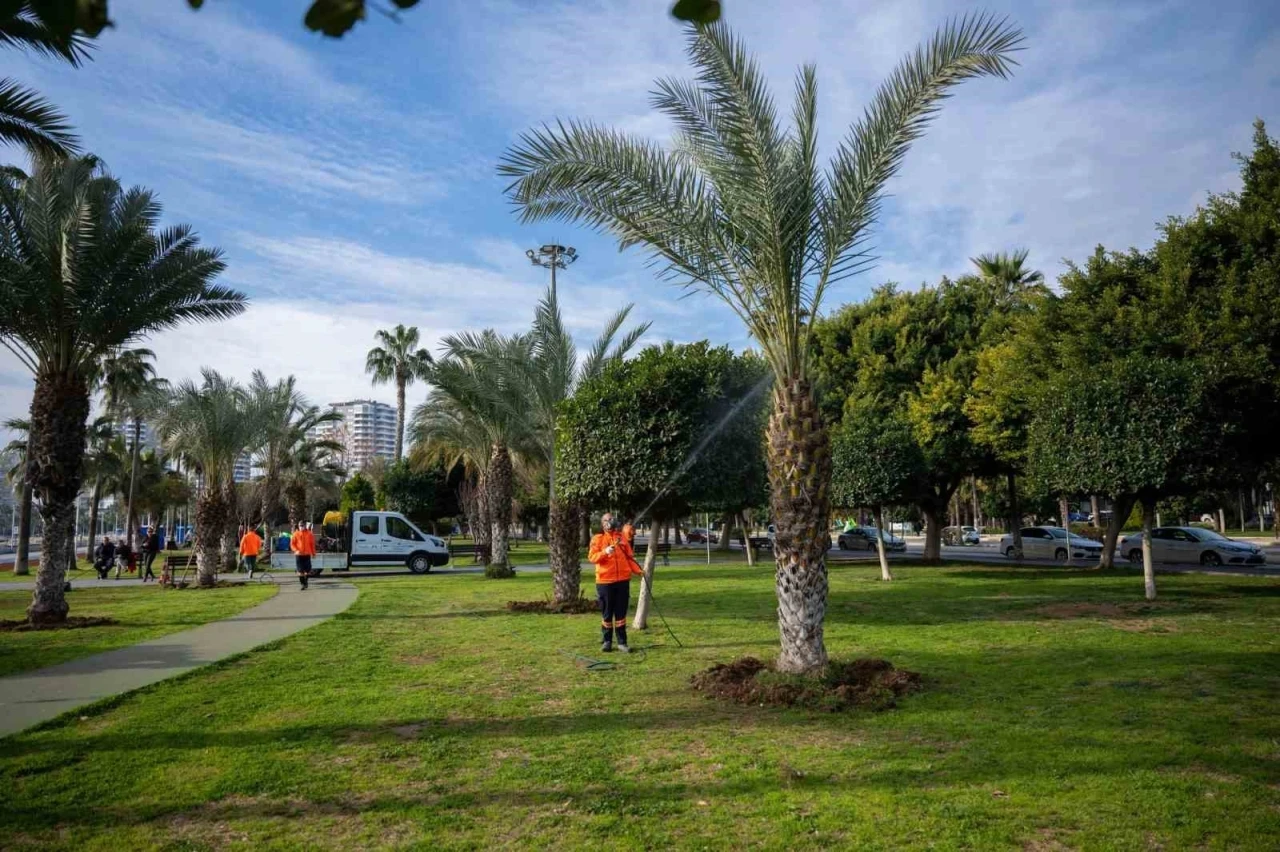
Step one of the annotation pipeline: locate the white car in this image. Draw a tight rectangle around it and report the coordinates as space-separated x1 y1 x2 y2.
1119 527 1265 566
1000 526 1106 562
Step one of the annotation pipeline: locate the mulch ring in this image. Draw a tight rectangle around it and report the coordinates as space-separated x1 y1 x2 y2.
691 656 922 712
0 616 119 632
507 596 598 615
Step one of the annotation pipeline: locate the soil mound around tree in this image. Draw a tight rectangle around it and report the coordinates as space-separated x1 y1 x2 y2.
507 596 598 614
0 616 119 632
690 656 922 711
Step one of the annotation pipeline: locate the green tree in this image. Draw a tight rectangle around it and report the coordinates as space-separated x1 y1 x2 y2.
156 371 265 586
82 415 124 548
830 410 923 581
100 348 166 550
0 156 240 622
2 418 32 575
250 372 341 531
410 391 495 563
365 324 433 461
519 287 649 602
501 18 1023 673
380 459 458 532
281 434 343 527
339 472 377 515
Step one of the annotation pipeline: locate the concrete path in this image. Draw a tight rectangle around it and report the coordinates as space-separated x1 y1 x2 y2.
0 577 358 738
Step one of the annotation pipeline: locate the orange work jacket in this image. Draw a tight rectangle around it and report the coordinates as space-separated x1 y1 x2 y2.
291 529 316 557
238 530 262 557
589 530 643 584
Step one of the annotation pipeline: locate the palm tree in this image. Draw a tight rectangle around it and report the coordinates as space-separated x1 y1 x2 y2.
3 418 32 575
0 156 241 621
500 19 1023 672
82 416 124 548
100 348 166 550
365 325 433 461
521 287 648 601
156 370 263 587
419 330 535 570
280 435 343 528
410 394 495 563
0 3 86 156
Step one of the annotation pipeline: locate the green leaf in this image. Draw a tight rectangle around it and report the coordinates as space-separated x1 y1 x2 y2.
304 0 366 38
671 0 721 24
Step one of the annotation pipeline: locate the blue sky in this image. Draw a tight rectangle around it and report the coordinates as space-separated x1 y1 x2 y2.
0 0 1277 428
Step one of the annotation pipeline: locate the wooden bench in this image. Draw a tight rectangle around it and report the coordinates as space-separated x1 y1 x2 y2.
448 542 491 563
633 542 672 566
161 553 195 586
748 536 773 552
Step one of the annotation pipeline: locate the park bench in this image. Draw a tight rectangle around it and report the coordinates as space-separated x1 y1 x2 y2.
161 552 195 586
448 542 491 563
748 536 773 552
633 542 672 566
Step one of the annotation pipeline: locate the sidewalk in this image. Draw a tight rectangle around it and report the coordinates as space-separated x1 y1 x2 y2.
0 578 358 738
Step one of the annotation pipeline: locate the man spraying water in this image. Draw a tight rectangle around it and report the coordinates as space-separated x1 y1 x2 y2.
589 512 644 653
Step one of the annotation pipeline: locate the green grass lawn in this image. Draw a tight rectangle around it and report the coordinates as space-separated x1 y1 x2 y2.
2 563 1278 850
0 583 276 677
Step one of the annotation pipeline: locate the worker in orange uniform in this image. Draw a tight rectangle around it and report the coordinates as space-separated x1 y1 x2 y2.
291 521 316 590
588 512 644 653
239 525 263 579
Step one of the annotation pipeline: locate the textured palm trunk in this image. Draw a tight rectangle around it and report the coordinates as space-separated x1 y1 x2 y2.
394 373 406 461
25 372 90 624
487 444 513 568
1099 494 1135 570
221 479 239 573
472 472 491 564
1006 471 1023 560
921 504 944 564
14 480 32 576
124 419 142 550
631 528 660 630
873 505 893 581
194 483 226 587
1140 500 1157 601
549 497 581 603
285 483 306 529
259 476 281 545
768 378 831 675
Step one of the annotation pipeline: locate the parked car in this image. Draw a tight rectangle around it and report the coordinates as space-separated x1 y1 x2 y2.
1118 527 1264 566
837 526 906 552
999 527 1106 562
942 525 981 546
686 528 712 544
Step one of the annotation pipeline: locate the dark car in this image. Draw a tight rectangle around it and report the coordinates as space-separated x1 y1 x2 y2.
837 526 906 552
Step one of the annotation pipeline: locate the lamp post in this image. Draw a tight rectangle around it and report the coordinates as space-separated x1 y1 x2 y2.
525 244 578 304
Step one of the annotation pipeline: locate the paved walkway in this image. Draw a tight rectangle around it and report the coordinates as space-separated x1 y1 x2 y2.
0 578 358 738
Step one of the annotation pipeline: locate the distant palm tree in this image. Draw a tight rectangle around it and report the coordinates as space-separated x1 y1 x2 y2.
500 18 1023 672
410 393 496 563
970 249 1046 306
2 418 32 575
82 416 124 548
156 370 264 587
420 331 535 570
249 371 341 533
280 434 344 528
365 325 433 461
521 287 648 601
0 155 241 620
100 348 166 550
0 3 86 156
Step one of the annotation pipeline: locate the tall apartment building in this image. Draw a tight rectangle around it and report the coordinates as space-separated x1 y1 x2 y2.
313 399 397 473
116 420 161 455
232 451 253 483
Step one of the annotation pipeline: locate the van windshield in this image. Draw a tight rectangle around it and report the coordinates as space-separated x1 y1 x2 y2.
386 516 423 541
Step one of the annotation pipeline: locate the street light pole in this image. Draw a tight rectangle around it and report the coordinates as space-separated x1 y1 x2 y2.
524 244 579 506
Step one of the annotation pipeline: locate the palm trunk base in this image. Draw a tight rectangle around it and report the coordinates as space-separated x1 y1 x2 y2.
549 499 581 603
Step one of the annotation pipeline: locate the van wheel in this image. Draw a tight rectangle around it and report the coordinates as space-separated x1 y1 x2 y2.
1200 551 1222 567
1054 548 1068 563
1005 546 1017 559
408 552 432 574
1127 549 1142 565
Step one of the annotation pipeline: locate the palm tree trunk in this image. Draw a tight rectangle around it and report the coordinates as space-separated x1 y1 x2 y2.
194 482 226 587
873 505 893 581
1098 494 1134 570
394 373 406 461
221 479 238 573
487 444 513 568
125 418 142 550
549 497 581 603
1006 471 1023 560
1140 499 1157 601
285 483 307 529
767 378 831 675
14 480 32 576
25 371 90 624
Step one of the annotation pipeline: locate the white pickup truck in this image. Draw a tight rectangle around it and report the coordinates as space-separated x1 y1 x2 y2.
341 510 450 573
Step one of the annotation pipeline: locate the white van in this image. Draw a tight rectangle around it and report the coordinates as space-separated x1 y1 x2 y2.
345 511 450 573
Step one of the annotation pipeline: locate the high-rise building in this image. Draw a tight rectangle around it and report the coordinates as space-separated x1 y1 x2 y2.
116 420 161 455
232 451 253 483
314 399 397 473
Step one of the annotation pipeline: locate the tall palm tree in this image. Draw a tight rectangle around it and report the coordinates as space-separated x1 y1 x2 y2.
0 3 86 156
100 348 166 550
365 325 433 461
3 418 32 575
249 372 341 536
156 370 263 587
280 435 343 528
0 156 241 621
500 18 1023 672
82 416 123 547
421 330 535 569
410 393 495 563
521 287 649 601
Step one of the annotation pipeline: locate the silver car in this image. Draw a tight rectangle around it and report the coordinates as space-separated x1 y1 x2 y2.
1118 527 1264 566
1000 526 1105 562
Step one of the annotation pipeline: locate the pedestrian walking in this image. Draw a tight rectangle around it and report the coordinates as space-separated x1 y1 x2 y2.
291 521 315 590
239 525 263 579
588 512 644 653
141 526 160 582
